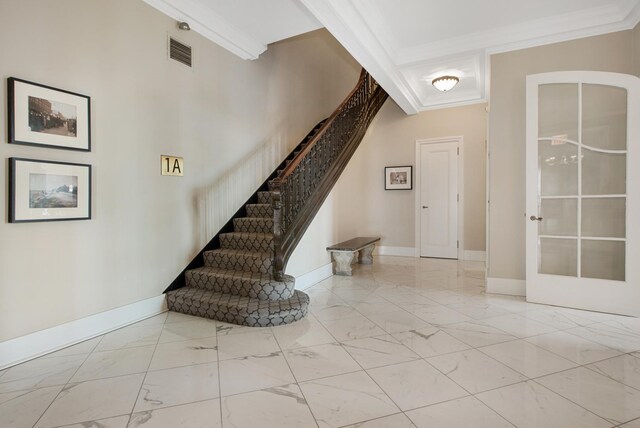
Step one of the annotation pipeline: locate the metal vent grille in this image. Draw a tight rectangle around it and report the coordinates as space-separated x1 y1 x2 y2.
169 37 192 67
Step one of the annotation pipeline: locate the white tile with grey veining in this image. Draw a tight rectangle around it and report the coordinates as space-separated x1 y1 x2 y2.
35 374 144 428
215 321 259 336
157 320 217 344
163 311 205 324
366 311 433 334
96 324 163 351
0 354 86 393
299 371 400 428
479 313 558 338
440 322 517 348
342 413 415 428
341 335 420 369
0 386 63 428
537 367 640 425
320 316 387 341
129 399 221 428
41 337 102 359
476 381 610 428
391 327 470 358
71 346 155 382
149 337 217 371
427 349 526 393
406 396 513 428
519 308 585 330
408 305 472 326
54 415 130 428
217 329 280 360
480 339 577 378
284 343 360 381
219 352 295 397
566 323 640 353
444 302 513 320
311 304 362 322
134 362 219 412
221 383 316 428
587 354 640 392
621 418 640 427
351 301 402 316
367 360 468 411
525 330 622 365
271 317 335 350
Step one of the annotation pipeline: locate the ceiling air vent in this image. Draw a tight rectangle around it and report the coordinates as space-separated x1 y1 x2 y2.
169 36 192 68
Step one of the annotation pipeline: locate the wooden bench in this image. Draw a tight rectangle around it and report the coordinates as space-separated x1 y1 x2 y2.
326 237 381 276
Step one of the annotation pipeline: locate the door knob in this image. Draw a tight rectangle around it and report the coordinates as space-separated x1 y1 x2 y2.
422 206 429 209
530 216 543 221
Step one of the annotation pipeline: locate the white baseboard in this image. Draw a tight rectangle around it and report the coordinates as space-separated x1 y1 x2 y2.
463 250 486 261
0 295 167 370
374 246 417 257
486 277 526 297
295 262 333 291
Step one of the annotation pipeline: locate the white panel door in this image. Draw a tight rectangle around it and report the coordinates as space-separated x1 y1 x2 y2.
420 142 458 258
526 71 640 316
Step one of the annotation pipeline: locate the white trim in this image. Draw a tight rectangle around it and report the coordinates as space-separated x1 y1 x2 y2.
415 136 464 260
464 250 486 262
295 263 333 291
486 277 526 296
0 295 167 370
374 246 417 257
141 0 266 60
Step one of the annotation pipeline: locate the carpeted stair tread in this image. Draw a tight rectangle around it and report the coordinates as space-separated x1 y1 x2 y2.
186 266 295 301
257 191 272 204
203 248 273 274
166 288 309 327
246 203 274 218
219 232 274 252
233 217 274 233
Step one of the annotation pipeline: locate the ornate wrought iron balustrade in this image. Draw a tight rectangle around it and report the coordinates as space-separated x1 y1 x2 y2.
270 69 388 280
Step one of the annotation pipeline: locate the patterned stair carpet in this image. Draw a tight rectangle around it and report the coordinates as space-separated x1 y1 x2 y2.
166 189 310 327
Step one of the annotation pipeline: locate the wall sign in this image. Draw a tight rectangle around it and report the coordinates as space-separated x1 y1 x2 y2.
161 155 183 176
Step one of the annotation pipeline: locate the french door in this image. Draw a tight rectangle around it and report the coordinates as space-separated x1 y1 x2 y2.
526 71 640 316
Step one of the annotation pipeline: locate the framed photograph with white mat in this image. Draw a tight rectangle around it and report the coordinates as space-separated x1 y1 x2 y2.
385 166 412 190
9 158 92 223
8 77 91 151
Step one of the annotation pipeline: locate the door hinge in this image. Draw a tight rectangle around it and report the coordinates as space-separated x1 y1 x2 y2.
457 147 459 155
457 194 459 202
457 240 459 249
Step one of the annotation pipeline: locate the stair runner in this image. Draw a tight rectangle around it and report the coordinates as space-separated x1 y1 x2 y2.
164 123 327 327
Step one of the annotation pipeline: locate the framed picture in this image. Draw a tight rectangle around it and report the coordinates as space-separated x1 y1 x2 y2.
385 166 412 190
8 77 91 151
9 158 91 223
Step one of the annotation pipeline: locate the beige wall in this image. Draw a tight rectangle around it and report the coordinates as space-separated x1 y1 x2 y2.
488 30 635 280
333 100 487 252
0 0 359 341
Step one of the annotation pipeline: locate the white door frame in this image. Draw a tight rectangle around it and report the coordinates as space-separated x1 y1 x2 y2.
415 136 464 259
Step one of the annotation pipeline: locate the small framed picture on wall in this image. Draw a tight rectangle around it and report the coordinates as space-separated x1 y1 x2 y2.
8 77 91 151
385 166 412 190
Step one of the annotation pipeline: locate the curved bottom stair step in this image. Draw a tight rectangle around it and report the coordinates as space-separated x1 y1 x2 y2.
166 288 310 327
186 267 295 301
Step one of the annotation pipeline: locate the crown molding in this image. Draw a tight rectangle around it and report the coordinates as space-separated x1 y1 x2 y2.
397 4 638 65
141 0 266 60
301 0 421 114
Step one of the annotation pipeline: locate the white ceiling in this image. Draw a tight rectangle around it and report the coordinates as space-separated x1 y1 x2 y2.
143 0 640 114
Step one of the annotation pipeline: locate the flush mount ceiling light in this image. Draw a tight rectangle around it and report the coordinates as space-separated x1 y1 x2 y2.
178 21 191 31
432 75 459 92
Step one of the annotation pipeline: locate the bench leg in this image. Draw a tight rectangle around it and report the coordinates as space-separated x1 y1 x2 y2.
358 244 375 265
332 252 355 276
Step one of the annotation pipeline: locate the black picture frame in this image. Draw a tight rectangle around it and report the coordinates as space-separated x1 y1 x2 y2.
385 165 413 190
8 77 91 151
9 158 92 223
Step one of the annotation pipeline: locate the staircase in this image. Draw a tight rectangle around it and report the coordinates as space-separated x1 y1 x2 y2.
166 69 388 327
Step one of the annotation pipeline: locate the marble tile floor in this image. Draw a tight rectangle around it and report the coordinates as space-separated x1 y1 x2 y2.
5 256 640 427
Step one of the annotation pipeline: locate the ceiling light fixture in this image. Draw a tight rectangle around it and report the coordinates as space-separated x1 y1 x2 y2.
178 21 191 31
432 75 459 92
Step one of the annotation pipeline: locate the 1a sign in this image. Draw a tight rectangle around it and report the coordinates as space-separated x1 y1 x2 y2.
161 155 184 176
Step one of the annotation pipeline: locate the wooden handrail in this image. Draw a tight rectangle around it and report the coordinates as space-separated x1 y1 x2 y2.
270 68 388 280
